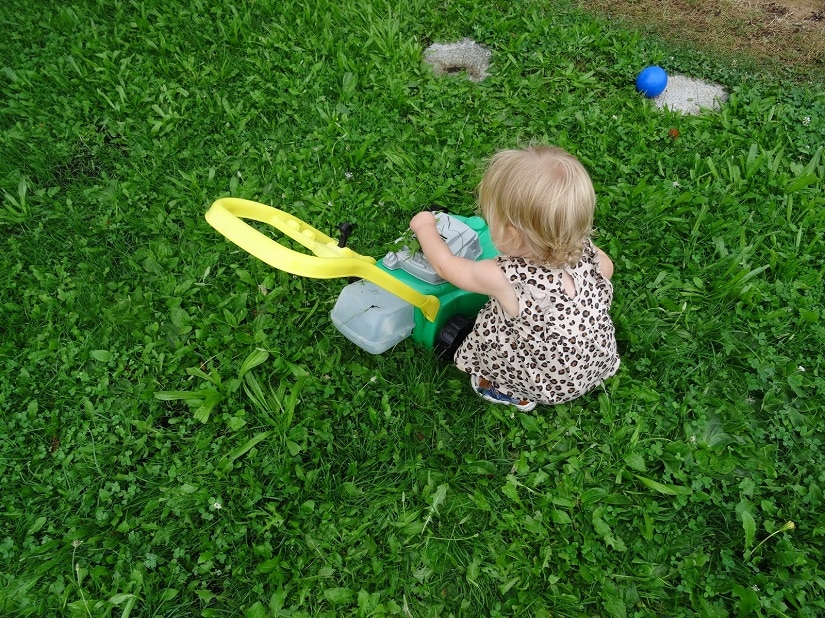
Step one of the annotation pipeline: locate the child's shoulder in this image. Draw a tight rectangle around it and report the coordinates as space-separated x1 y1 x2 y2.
495 255 546 272
495 256 564 286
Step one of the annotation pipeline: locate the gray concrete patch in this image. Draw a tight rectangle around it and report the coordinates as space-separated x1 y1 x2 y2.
423 39 491 82
653 74 728 115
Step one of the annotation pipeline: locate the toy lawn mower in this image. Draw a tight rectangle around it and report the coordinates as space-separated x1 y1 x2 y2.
205 198 497 355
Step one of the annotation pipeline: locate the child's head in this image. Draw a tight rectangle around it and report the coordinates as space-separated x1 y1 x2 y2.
478 145 595 267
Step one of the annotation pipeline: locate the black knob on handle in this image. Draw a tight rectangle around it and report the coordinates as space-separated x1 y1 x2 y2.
337 222 355 248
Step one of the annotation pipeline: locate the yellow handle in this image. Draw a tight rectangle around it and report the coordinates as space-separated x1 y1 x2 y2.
205 198 440 321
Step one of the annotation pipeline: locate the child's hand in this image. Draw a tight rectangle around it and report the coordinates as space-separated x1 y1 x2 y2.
410 211 437 236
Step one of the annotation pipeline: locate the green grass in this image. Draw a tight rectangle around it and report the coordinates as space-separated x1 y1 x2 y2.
1 0 824 616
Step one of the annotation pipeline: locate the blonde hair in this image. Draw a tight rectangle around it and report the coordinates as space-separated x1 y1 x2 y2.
477 145 595 267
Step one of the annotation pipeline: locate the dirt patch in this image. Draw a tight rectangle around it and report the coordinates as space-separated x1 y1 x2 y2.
579 0 825 81
749 0 825 36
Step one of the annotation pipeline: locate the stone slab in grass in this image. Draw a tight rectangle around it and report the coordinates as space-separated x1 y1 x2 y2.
654 74 728 115
423 39 491 82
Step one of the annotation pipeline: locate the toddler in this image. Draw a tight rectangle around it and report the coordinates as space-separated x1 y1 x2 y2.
410 146 619 410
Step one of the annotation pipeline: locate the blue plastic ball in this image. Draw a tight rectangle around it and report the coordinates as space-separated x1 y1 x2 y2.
636 66 668 98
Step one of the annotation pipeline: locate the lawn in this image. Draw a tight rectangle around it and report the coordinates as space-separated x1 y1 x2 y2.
1 0 823 616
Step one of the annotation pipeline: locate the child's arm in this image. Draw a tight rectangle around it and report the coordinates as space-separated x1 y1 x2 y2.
410 212 519 315
592 245 614 280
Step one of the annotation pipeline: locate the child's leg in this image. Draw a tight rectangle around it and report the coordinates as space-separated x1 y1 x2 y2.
470 374 536 412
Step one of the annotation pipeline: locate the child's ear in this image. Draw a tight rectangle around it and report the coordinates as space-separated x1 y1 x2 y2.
499 224 527 255
506 224 524 245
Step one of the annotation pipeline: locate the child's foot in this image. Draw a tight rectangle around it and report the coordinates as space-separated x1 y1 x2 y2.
470 375 537 412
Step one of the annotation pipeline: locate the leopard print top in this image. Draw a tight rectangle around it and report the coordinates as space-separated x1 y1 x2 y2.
454 239 619 405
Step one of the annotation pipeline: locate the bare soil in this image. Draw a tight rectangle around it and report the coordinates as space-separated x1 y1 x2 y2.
579 0 825 81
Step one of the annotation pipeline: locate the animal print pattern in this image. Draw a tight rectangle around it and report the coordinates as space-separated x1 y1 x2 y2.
455 239 619 405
